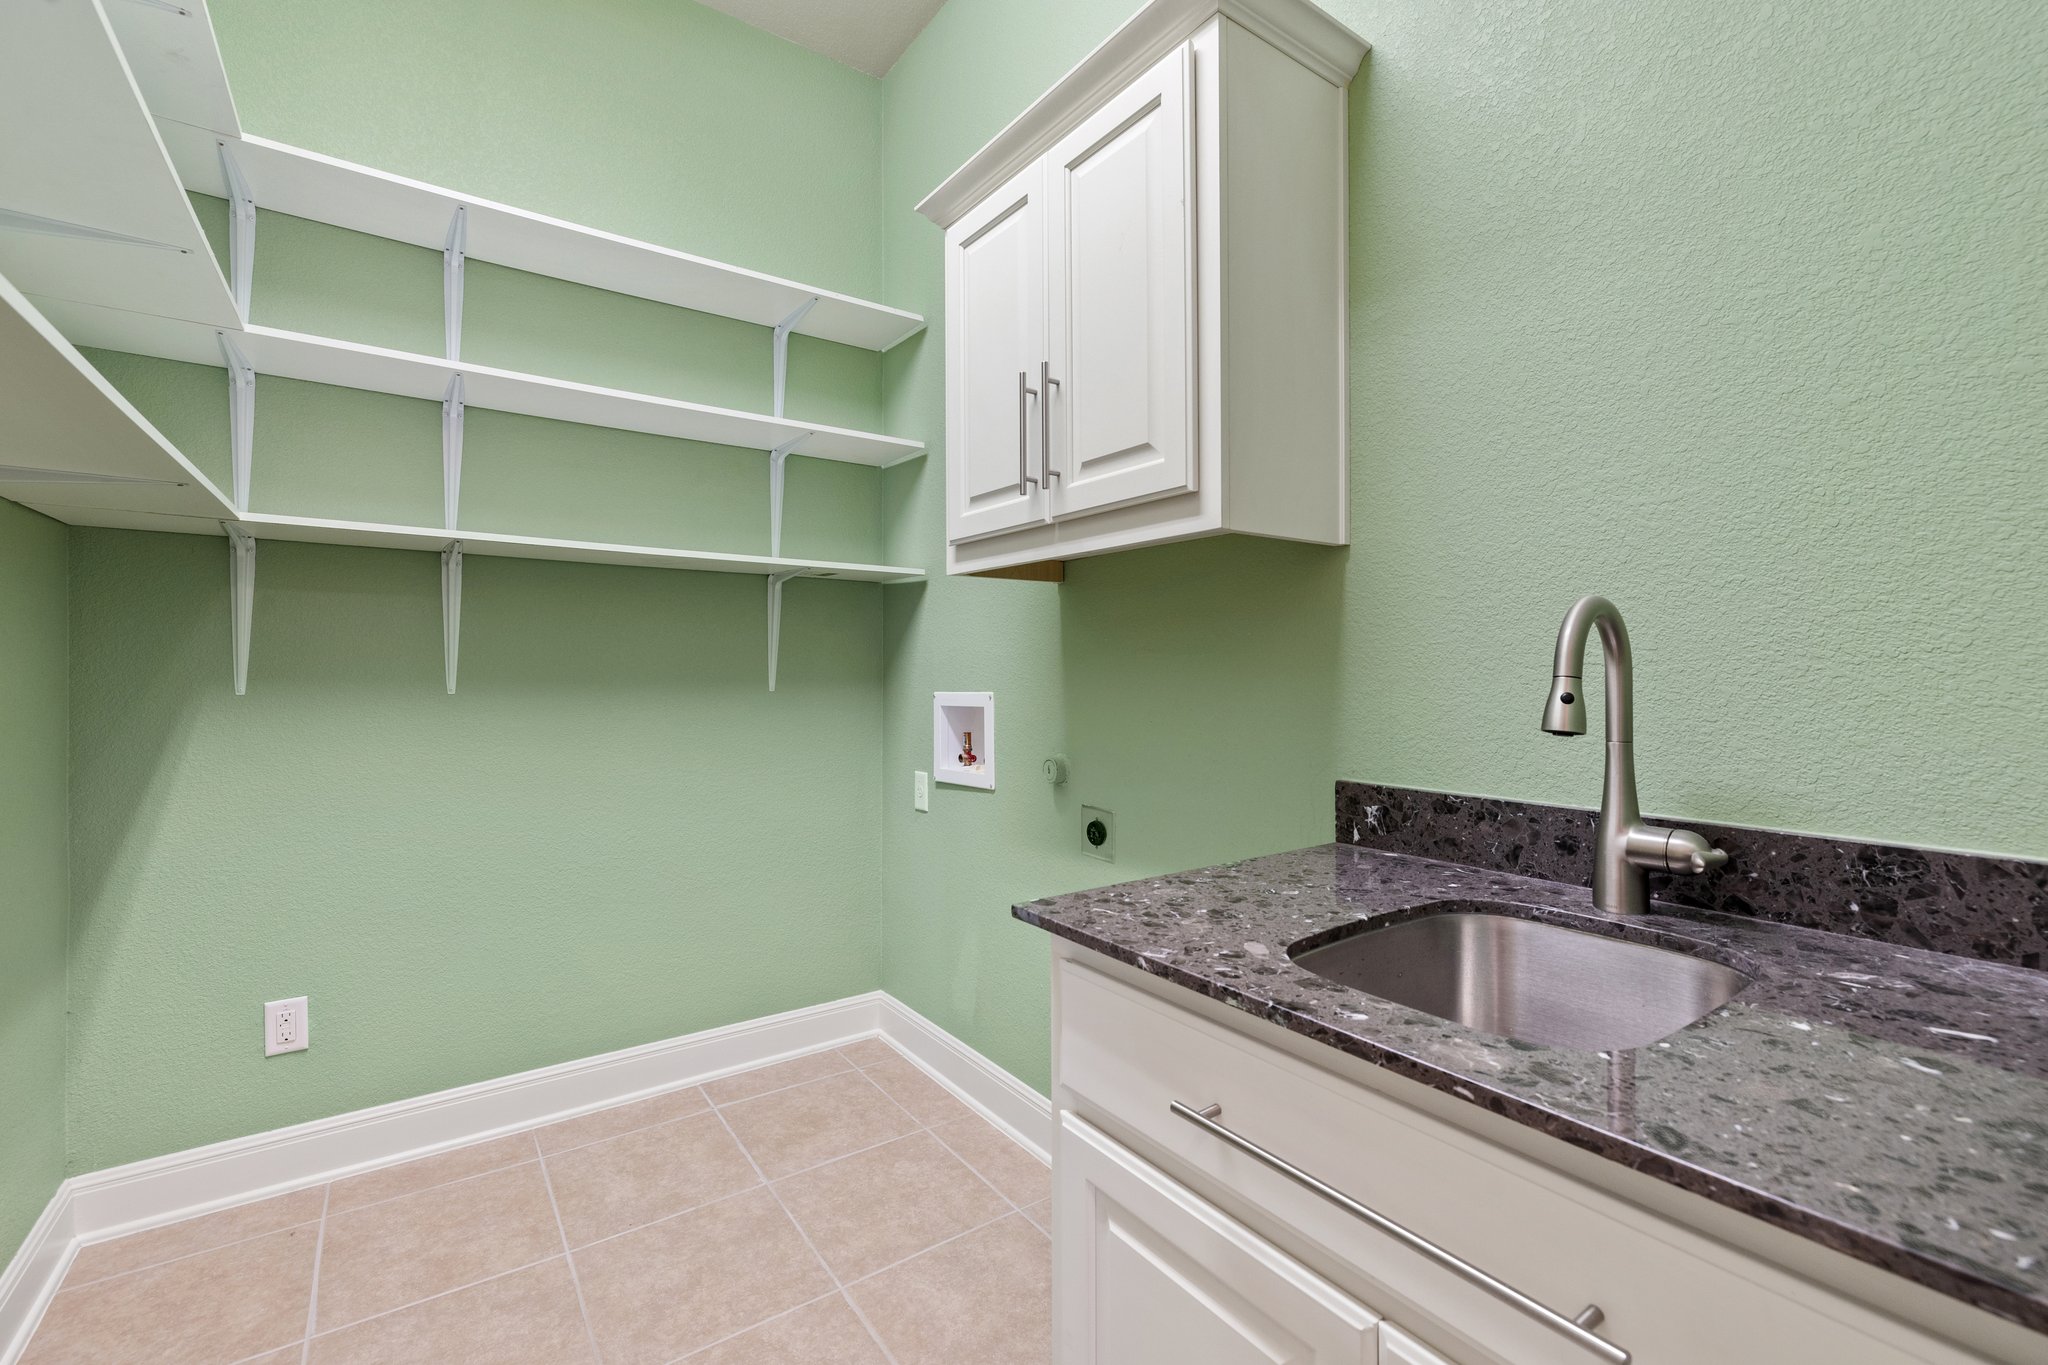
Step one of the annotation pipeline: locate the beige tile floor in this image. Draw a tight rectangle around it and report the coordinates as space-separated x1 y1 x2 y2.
24 1037 1052 1365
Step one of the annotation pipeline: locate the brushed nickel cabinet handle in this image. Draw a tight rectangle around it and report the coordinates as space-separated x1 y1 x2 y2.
1171 1101 1628 1364
1018 370 1039 490
1040 360 1061 484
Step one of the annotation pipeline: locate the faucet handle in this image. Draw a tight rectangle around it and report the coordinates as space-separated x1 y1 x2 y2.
1667 830 1728 876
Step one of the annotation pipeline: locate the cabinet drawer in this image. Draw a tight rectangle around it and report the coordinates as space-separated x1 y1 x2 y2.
1056 956 1987 1365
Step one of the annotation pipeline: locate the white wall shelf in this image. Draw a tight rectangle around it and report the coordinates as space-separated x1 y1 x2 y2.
0 274 235 523
18 506 926 584
0 0 239 331
3 0 928 696
33 302 927 467
4 281 923 704
103 0 923 353
152 126 925 352
104 0 241 139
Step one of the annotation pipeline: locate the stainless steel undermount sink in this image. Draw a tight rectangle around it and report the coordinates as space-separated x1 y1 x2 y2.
1288 902 1752 1051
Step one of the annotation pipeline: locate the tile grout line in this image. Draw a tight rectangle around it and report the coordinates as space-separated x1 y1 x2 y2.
53 1215 331 1293
539 1110 925 1260
549 1115 941 1266
538 1048 867 1159
221 1345 305 1365
70 1046 879 1282
67 1149 542 1283
834 1291 905 1365
529 1039 874 1155
860 1056 1046 1216
702 1060 859 1109
707 1100 905 1365
536 1086 713 1158
67 1045 898 1287
298 1182 331 1364
39 1048 1001 1346
330 1142 550 1214
535 1138 607 1365
927 1121 1027 1215
300 1251 566 1345
28 1042 1016 1365
843 1065 927 1134
706 1058 880 1119
841 1207 1033 1291
660 1287 844 1364
287 1076 1011 1357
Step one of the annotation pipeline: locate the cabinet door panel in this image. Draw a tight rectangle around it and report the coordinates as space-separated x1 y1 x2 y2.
1045 43 1195 521
1380 1324 1460 1365
945 159 1047 542
1058 1112 1378 1365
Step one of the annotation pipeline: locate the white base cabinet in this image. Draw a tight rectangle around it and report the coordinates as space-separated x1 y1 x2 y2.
1377 1325 1458 1365
1050 945 2015 1365
921 1 1365 575
1059 1111 1380 1364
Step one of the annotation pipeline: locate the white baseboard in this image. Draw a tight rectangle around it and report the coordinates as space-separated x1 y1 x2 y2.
879 994 1053 1161
0 991 1049 1364
0 1189 73 1365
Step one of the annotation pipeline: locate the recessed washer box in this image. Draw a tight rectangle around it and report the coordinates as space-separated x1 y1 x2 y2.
933 691 994 789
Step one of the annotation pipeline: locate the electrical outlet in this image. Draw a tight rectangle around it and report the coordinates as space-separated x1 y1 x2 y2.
265 996 309 1056
913 770 930 812
1082 806 1115 862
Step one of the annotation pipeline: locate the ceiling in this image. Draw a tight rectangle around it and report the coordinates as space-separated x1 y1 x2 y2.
696 0 950 77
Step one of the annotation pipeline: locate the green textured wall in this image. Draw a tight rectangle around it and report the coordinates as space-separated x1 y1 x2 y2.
210 0 884 297
60 0 896 1171
876 0 2048 1092
0 500 68 1262
30 0 2048 1179
67 531 882 1172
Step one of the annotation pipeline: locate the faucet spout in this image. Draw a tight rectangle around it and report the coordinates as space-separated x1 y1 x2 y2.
1543 595 1630 740
1540 595 1727 915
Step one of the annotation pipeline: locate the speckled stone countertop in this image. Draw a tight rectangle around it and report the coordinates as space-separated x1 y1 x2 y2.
1014 843 2048 1335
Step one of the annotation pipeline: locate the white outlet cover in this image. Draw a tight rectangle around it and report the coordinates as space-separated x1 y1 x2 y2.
265 996 309 1056
913 770 930 812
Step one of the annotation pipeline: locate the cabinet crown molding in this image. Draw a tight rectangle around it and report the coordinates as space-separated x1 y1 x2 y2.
914 0 1368 229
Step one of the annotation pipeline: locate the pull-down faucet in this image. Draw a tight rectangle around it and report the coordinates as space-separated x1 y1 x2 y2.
1541 595 1728 916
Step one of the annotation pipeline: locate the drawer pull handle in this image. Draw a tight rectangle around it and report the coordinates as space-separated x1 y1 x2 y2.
1171 1100 1629 1365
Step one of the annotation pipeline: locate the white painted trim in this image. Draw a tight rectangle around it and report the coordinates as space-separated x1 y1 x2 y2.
915 0 1368 228
0 992 1049 1363
0 1190 74 1365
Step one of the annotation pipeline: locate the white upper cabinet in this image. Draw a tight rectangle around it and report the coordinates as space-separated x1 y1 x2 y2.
947 160 1050 541
921 0 1368 575
1045 45 1195 521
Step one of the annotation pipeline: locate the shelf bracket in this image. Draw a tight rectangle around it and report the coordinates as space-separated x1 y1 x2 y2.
441 372 465 529
225 522 255 695
219 331 254 512
441 541 463 695
766 569 806 693
443 205 467 361
771 295 818 419
767 434 809 559
218 140 255 320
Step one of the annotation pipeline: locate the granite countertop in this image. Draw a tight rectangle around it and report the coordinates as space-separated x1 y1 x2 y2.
1014 842 2048 1335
